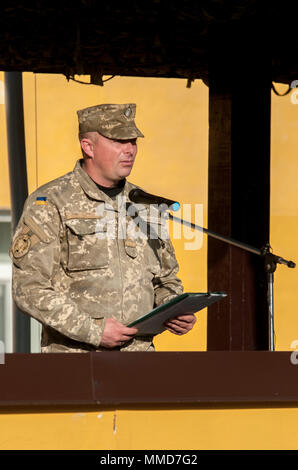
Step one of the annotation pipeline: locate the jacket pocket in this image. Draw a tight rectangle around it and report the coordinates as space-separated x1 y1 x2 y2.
145 220 168 271
65 218 109 271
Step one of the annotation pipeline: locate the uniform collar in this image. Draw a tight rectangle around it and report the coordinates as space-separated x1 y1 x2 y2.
73 159 104 201
73 159 133 208
73 160 161 222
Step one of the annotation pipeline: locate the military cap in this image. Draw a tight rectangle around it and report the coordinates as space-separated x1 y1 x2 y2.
77 103 144 140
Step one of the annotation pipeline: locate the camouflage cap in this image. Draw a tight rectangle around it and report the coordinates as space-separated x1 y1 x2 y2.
77 103 144 140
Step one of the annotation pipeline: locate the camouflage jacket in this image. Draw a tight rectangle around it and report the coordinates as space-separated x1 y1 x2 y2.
10 159 183 352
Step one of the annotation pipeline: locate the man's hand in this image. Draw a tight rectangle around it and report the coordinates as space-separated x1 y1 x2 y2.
164 314 197 335
100 318 138 349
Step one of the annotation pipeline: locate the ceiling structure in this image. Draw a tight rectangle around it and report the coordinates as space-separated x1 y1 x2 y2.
0 1 296 87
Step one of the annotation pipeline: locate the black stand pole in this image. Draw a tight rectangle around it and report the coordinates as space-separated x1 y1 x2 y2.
4 71 31 353
168 214 295 351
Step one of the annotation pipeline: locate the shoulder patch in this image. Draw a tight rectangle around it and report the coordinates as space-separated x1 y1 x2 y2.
11 233 31 258
35 196 47 205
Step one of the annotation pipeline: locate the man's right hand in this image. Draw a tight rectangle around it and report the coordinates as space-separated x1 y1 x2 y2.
100 318 138 349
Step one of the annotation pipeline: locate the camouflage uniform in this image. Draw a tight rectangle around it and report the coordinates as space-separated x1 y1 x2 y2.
9 104 183 353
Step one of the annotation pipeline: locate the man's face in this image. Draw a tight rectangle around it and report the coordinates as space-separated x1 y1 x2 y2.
82 132 138 186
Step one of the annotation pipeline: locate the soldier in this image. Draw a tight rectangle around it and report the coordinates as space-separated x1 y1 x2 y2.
10 103 196 352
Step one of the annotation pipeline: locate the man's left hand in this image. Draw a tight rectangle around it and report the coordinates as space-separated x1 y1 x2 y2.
164 314 197 335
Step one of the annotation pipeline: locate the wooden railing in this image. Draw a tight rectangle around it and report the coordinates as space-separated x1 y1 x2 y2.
0 352 298 407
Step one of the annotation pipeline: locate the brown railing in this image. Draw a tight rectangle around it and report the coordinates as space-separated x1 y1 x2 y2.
0 352 298 407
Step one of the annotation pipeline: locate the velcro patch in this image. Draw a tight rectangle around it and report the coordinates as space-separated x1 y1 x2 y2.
11 234 31 258
35 196 47 205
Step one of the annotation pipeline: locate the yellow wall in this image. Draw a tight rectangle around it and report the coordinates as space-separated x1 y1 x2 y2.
1 406 298 450
270 83 298 351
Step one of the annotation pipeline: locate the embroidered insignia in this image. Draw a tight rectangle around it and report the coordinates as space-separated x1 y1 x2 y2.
12 234 31 258
124 107 132 118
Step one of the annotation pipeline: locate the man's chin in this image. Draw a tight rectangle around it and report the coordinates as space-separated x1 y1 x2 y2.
118 167 133 178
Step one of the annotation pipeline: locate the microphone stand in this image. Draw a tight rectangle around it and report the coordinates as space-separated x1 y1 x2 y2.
168 213 296 351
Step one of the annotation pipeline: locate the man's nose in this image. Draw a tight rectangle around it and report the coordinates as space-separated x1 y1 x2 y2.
124 141 135 153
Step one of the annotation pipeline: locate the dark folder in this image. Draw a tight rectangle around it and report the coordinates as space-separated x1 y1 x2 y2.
127 291 227 336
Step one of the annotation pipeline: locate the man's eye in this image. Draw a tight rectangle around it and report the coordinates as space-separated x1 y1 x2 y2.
113 139 137 145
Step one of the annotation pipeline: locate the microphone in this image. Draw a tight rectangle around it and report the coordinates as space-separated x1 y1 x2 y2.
129 188 180 211
276 257 296 269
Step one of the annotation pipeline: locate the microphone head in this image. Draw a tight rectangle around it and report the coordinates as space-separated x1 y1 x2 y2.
129 188 180 211
128 188 144 201
129 189 137 197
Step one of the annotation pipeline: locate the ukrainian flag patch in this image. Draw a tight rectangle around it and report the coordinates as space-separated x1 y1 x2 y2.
35 196 47 205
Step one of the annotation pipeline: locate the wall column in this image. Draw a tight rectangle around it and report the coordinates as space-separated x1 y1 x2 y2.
207 37 271 350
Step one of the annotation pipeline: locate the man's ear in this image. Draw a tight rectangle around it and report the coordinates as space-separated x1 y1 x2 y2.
80 138 94 158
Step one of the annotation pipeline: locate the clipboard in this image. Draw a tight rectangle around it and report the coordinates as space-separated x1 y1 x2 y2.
126 291 227 336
